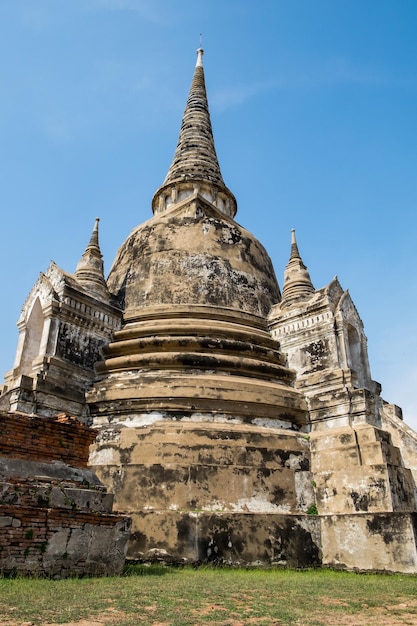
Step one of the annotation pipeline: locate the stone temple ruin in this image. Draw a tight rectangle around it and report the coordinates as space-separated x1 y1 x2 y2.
2 48 417 574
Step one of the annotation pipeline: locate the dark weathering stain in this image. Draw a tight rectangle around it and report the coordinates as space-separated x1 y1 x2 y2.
350 491 369 511
263 518 321 567
271 486 287 505
174 514 321 567
340 433 352 445
304 339 328 373
119 444 135 464
127 530 148 555
56 323 104 370
176 515 244 564
176 354 220 368
366 515 395 544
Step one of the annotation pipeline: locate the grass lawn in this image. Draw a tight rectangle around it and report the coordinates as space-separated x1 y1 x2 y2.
1 565 417 625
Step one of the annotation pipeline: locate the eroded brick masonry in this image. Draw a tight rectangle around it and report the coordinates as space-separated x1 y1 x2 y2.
0 411 130 577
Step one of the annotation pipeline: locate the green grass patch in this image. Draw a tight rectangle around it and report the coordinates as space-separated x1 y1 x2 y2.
0 566 416 625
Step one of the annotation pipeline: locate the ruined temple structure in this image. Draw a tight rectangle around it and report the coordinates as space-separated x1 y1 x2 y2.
0 410 130 577
2 48 417 573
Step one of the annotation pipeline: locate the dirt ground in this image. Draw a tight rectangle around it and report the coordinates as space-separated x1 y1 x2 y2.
3 598 417 626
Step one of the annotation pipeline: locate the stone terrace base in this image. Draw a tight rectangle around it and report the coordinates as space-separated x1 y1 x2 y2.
128 511 417 573
90 421 319 567
5 502 415 573
89 422 315 518
128 511 321 568
321 512 417 574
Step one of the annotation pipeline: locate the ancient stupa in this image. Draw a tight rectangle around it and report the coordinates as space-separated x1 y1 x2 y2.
2 48 417 572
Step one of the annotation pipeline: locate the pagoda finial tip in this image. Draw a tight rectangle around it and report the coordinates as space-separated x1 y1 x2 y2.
196 38 204 67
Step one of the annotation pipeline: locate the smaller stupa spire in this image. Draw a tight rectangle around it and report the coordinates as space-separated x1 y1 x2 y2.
75 218 110 301
282 229 315 305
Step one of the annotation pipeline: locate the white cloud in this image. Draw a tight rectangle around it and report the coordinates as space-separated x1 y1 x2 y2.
210 56 417 114
211 79 278 111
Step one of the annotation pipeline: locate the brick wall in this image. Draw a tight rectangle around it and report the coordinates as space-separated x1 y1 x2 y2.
0 504 130 577
0 411 96 467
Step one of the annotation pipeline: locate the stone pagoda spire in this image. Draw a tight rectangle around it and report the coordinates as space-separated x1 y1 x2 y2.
152 48 237 218
282 229 315 305
75 218 110 301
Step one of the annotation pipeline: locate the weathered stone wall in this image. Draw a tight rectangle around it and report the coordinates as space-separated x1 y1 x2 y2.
310 424 417 573
90 420 319 566
310 424 416 515
0 410 131 578
321 513 417 574
130 511 321 567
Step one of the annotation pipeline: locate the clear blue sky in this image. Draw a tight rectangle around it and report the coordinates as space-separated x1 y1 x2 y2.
1 1 416 428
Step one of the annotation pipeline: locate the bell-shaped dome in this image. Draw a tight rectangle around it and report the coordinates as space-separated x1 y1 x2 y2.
107 194 280 319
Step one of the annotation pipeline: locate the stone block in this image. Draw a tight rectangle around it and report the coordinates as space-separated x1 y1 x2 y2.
321 513 417 573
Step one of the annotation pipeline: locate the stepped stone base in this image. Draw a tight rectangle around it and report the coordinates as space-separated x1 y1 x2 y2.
90 421 317 565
